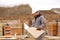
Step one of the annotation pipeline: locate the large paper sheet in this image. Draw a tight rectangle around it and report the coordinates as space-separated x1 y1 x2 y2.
24 23 45 38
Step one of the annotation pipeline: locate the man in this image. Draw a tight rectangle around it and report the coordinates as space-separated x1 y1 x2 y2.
32 10 46 40
32 11 46 30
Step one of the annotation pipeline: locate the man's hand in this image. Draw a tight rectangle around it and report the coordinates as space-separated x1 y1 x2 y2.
36 27 42 31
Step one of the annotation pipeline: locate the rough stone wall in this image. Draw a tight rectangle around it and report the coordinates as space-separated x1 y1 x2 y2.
0 4 32 21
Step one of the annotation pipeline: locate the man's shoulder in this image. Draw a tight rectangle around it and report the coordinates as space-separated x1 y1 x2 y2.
39 15 44 18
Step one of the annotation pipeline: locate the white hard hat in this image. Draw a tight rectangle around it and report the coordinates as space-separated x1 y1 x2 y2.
32 9 39 14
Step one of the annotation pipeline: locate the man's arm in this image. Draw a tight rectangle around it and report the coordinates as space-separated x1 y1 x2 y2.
37 16 46 30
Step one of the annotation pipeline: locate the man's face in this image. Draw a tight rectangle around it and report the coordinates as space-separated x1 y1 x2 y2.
33 12 39 17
